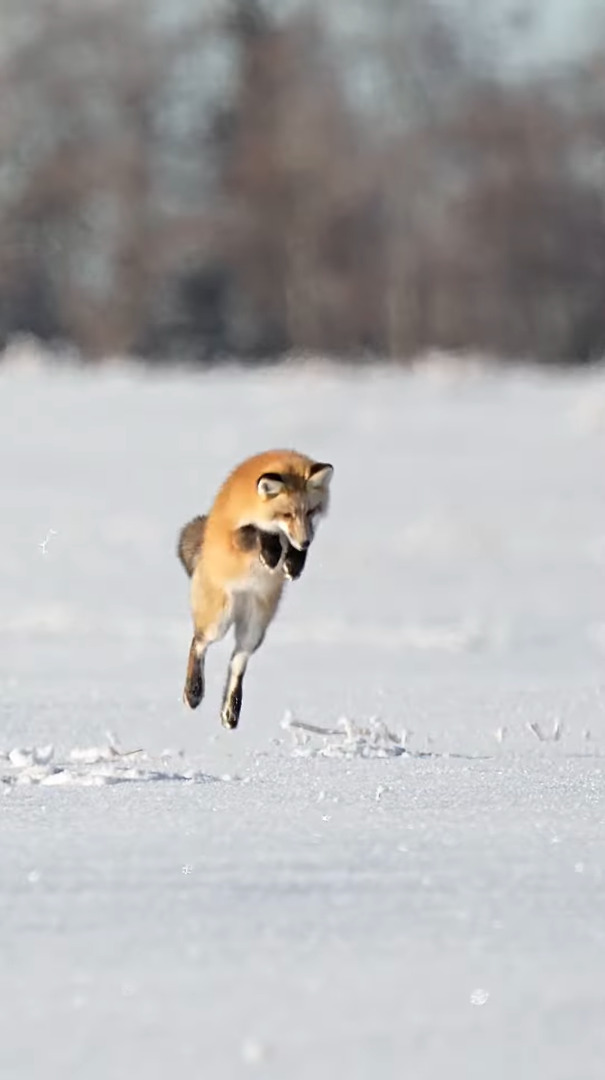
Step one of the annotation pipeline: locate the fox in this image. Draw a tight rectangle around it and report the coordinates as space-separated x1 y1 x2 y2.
177 449 333 730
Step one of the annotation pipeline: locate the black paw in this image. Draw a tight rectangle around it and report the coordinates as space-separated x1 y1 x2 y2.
258 531 283 571
183 675 203 710
220 707 239 730
221 696 241 730
184 638 204 709
283 545 307 580
220 680 242 730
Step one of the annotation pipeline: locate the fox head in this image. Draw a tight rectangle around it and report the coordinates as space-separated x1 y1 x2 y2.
256 461 333 551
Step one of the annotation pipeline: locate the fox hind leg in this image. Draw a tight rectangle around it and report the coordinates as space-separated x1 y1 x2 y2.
183 587 233 711
220 649 246 730
221 635 258 730
220 597 273 731
183 635 206 709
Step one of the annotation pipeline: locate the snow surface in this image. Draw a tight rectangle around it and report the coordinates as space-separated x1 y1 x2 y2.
1 348 605 1079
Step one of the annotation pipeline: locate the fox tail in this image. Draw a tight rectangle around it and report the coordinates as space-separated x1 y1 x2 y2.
177 515 207 577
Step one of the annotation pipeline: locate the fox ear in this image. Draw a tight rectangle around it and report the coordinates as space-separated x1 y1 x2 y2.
308 462 333 490
257 472 285 499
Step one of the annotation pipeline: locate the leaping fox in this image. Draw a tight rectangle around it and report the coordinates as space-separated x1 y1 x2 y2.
177 449 333 730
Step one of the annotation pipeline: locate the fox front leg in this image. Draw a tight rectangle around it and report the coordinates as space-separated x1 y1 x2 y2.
234 525 304 578
282 544 307 580
257 532 306 578
220 599 272 731
235 525 283 570
258 531 284 571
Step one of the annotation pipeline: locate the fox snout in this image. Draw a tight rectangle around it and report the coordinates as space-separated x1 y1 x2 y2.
287 529 311 552
280 509 315 551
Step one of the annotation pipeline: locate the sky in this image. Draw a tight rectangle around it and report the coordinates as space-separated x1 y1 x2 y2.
448 0 602 76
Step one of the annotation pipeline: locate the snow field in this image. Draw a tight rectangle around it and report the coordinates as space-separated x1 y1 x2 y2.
1 350 605 1078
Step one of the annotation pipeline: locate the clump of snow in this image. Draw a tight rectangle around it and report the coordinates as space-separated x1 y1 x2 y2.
6 745 54 767
1 734 218 787
282 713 410 758
526 718 564 743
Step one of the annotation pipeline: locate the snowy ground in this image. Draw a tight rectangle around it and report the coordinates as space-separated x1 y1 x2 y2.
1 348 605 1079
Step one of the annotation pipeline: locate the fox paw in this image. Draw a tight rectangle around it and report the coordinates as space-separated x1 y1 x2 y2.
258 532 283 571
221 703 240 730
183 684 202 709
183 671 204 709
259 551 280 572
221 683 242 730
283 547 307 581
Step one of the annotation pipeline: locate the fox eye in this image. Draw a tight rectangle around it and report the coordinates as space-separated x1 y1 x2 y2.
281 512 293 521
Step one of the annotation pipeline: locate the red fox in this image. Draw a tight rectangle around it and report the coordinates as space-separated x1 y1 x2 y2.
177 449 333 730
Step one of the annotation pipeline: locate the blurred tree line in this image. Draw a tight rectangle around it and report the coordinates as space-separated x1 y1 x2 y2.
1 0 605 363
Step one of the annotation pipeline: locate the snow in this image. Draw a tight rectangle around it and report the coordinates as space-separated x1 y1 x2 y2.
1 350 605 1079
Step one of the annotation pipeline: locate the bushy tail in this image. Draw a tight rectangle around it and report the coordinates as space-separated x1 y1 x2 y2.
177 515 207 577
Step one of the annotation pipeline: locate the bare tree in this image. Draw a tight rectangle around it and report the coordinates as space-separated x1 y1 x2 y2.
1 0 605 363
